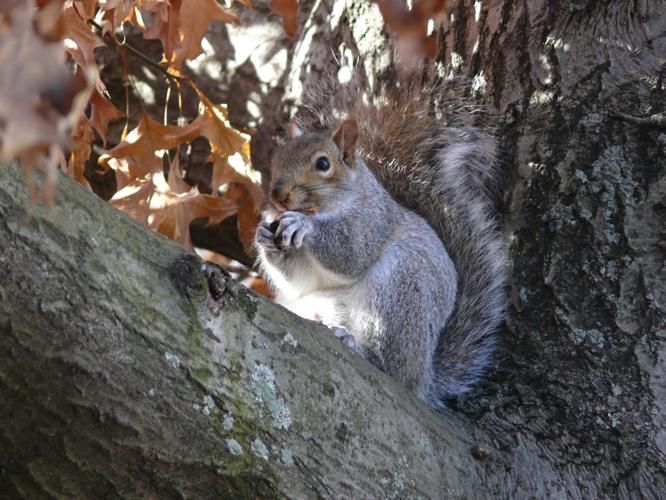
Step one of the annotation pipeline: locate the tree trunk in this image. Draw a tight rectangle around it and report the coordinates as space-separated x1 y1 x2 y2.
2 0 666 498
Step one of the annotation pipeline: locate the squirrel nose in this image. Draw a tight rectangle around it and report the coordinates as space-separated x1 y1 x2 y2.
271 186 290 204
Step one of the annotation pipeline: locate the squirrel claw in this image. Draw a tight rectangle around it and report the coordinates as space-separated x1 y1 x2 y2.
275 211 313 249
256 225 277 249
332 326 357 349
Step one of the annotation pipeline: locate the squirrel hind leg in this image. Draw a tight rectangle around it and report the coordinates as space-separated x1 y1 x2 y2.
331 325 357 349
330 326 384 369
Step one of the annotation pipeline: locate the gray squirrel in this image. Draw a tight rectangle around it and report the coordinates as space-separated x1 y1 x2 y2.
254 84 507 410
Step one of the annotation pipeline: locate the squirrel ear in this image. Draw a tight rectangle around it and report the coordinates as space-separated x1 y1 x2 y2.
287 122 302 139
333 119 358 166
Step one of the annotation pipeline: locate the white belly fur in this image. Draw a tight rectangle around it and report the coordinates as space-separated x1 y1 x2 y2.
266 249 355 326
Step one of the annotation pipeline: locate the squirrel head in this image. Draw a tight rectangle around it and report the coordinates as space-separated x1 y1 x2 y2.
268 119 358 213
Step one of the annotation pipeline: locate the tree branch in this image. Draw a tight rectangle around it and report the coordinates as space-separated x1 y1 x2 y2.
89 18 184 83
0 164 493 497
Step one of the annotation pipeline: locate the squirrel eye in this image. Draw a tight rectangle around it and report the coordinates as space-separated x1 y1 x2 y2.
314 156 330 172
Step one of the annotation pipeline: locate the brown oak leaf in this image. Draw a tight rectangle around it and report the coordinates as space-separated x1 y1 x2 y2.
194 99 246 159
372 0 447 58
0 0 91 162
101 113 205 188
142 0 182 60
62 2 106 91
147 158 239 247
170 0 239 68
67 115 94 189
271 0 298 37
110 174 155 226
89 89 124 141
224 182 260 253
99 0 139 35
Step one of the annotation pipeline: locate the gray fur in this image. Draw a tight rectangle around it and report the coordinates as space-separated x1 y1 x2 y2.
255 85 507 410
256 162 458 402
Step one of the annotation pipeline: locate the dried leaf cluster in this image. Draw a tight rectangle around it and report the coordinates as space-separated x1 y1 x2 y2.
0 0 304 262
1 0 444 279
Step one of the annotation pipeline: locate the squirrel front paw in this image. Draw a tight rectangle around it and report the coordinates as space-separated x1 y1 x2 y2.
275 211 313 249
256 220 280 250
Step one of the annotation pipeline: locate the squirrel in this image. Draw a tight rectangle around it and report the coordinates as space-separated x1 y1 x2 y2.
254 82 507 410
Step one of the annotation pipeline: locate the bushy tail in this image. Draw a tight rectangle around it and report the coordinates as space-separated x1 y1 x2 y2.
296 77 508 401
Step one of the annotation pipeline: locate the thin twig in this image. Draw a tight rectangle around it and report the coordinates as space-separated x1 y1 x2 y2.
120 48 131 139
88 18 183 82
164 80 173 125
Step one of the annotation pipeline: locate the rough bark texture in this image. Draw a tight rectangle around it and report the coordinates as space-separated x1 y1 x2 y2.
437 2 666 497
1 0 666 498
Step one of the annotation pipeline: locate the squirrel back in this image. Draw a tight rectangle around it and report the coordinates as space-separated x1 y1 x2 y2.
294 78 507 400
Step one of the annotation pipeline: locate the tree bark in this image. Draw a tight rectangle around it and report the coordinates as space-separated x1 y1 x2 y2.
2 0 666 498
